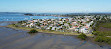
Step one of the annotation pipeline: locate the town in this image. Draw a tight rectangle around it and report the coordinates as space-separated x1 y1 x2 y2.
20 16 95 34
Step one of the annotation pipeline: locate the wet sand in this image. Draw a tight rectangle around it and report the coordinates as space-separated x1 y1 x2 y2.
0 22 111 49
0 27 111 49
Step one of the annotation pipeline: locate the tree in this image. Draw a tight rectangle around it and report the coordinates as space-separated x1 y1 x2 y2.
49 27 52 30
28 29 38 34
78 33 87 40
55 28 57 31
24 13 33 16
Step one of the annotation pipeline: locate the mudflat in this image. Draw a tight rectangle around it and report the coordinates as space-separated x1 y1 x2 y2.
0 21 17 26
0 26 111 49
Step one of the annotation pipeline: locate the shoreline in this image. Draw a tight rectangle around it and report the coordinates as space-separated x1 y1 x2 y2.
7 25 94 37
0 27 110 49
6 25 111 47
0 23 109 47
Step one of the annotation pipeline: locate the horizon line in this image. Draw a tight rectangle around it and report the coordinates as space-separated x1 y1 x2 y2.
0 12 111 14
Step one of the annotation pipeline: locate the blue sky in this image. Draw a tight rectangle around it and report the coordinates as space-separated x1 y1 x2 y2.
0 0 111 13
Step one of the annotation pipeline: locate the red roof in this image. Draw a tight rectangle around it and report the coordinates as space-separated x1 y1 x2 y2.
85 26 88 28
73 26 78 27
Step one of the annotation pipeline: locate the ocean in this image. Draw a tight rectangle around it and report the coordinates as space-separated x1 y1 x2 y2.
0 13 68 21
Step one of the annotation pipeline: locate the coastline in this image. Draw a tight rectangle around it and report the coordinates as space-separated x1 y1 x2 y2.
0 26 110 49
7 24 111 47
0 21 110 48
7 24 94 37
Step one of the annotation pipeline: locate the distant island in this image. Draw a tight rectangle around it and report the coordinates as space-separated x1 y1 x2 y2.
24 13 111 17
24 13 34 16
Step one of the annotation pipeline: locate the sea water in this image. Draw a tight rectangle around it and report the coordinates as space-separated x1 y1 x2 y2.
0 13 68 21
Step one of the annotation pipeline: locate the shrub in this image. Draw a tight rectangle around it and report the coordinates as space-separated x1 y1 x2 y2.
95 36 111 44
12 24 19 27
18 21 26 24
41 27 45 30
95 36 105 42
92 31 98 35
49 27 52 30
92 31 105 36
78 33 87 40
28 29 38 34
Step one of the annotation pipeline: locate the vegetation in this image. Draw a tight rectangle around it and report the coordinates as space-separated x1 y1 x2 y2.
95 36 111 44
99 23 111 28
49 27 52 30
24 13 34 16
92 31 111 36
93 18 111 45
28 29 38 34
78 33 87 40
18 21 26 24
7 25 93 36
12 24 19 27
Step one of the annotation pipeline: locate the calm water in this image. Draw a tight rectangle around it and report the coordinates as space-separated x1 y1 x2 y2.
0 13 68 21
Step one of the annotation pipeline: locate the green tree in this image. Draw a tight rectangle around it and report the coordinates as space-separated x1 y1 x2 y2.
28 29 38 34
78 33 87 40
49 27 52 30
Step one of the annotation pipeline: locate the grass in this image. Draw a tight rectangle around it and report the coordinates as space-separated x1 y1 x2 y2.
7 25 93 36
95 36 111 44
93 21 111 45
94 22 111 36
99 23 111 28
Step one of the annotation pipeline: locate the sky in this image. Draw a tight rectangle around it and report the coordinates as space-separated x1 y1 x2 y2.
0 0 111 13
